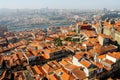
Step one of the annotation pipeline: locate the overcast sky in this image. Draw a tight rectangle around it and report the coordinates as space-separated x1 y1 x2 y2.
0 0 120 9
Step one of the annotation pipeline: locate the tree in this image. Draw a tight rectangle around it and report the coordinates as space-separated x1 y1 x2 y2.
55 38 62 46
64 37 72 41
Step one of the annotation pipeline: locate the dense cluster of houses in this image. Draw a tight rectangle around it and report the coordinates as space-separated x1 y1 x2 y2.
0 19 120 80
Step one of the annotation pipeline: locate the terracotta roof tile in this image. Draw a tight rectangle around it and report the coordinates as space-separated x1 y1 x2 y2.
46 74 58 80
55 68 70 80
93 44 117 55
107 52 120 59
97 54 106 59
104 22 113 28
72 67 86 80
47 61 61 70
92 62 103 69
81 30 97 38
42 64 54 74
59 58 72 67
74 54 82 60
92 23 99 28
79 60 91 68
103 59 114 65
77 22 91 27
32 65 44 75
64 64 79 71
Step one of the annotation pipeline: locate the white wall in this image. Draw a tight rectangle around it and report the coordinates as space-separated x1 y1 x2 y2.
106 55 116 63
72 57 82 66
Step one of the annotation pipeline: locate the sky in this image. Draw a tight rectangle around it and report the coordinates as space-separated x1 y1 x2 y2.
0 0 120 9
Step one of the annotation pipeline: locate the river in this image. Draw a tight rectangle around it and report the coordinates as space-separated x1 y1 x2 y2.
8 23 75 32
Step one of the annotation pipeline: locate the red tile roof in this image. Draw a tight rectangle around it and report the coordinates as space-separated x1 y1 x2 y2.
32 65 44 75
79 60 91 68
42 63 55 74
107 52 120 59
46 74 58 80
55 68 70 80
74 54 82 60
72 67 86 80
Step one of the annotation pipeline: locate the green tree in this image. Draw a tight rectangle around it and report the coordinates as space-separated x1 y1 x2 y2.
64 37 72 41
55 38 62 46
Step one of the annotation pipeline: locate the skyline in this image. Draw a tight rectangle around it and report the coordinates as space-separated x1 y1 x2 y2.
0 0 120 10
